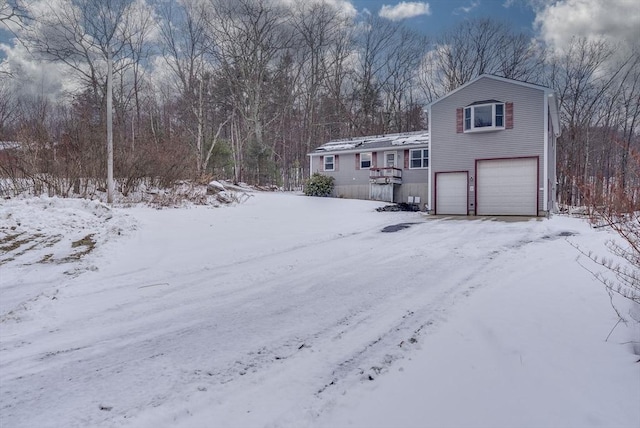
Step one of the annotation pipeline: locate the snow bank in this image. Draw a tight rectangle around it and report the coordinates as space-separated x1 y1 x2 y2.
0 196 136 317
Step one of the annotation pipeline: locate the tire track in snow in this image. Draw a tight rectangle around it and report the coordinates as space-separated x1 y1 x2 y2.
1 208 552 427
130 219 548 426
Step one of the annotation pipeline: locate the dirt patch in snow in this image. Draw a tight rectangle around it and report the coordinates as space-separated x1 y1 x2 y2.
0 197 135 268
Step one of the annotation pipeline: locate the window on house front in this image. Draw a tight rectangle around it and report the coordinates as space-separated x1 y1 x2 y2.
324 155 335 171
464 102 505 132
360 152 372 169
410 148 429 169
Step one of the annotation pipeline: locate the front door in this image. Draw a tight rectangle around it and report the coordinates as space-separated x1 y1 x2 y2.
384 152 397 168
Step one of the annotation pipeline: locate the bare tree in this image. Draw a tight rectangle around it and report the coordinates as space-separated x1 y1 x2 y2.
547 38 636 206
21 0 155 202
156 0 214 176
319 13 354 141
291 2 348 150
350 14 400 134
117 0 155 152
208 0 293 184
380 26 428 133
24 0 134 102
0 0 28 33
419 18 545 98
615 51 640 188
0 77 18 136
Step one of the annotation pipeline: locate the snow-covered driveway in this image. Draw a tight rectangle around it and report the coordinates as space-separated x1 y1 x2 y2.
1 192 638 428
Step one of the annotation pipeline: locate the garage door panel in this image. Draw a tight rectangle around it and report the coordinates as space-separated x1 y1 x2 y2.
477 158 537 216
436 172 468 215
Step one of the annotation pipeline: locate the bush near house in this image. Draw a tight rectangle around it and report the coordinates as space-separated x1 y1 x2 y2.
304 173 334 197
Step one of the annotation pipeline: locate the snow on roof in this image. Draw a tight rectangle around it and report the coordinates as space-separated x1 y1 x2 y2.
312 131 429 154
316 142 358 151
389 132 430 146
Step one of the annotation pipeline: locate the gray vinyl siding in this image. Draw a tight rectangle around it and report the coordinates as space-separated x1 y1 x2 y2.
430 77 546 214
395 183 428 207
309 146 429 208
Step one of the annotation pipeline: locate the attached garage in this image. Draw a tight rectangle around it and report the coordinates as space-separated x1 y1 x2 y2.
435 172 468 215
476 157 538 216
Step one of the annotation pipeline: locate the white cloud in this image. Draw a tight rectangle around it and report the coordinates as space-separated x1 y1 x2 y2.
454 1 480 15
379 1 431 21
535 0 640 53
0 41 80 100
277 0 357 18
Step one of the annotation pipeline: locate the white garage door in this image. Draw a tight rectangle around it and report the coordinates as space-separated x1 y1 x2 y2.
436 172 468 215
477 158 537 216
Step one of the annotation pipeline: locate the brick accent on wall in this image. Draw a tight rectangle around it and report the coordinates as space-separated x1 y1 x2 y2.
506 102 514 129
456 107 464 133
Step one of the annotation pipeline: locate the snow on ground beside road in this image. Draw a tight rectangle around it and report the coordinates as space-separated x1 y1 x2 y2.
316 215 640 428
0 192 638 428
0 196 137 319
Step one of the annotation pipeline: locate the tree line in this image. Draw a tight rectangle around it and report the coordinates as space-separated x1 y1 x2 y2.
0 0 638 206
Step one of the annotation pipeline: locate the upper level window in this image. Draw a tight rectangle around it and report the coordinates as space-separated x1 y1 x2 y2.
410 148 429 169
324 155 335 171
464 101 505 132
360 152 372 169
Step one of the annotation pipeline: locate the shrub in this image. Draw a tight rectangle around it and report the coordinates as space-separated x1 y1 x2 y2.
572 148 639 353
304 173 335 197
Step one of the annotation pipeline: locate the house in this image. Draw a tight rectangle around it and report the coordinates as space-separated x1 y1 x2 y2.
308 131 430 207
308 74 561 216
429 74 560 216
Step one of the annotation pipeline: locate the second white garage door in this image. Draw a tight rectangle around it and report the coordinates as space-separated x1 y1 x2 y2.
436 172 468 215
476 158 538 216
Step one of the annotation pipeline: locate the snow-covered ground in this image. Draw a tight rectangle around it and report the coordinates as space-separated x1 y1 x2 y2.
1 192 638 428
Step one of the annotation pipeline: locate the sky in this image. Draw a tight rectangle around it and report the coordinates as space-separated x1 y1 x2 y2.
347 0 639 49
1 0 637 56
355 0 538 36
0 0 638 98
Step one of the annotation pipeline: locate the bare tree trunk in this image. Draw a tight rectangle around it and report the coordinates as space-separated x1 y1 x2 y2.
196 76 204 176
107 46 114 203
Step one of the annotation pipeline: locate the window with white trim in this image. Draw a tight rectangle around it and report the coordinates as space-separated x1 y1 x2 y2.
324 155 335 171
410 148 428 169
464 102 505 132
360 152 372 169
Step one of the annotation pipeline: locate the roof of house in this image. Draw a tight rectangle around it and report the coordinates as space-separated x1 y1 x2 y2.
427 74 556 108
309 130 429 156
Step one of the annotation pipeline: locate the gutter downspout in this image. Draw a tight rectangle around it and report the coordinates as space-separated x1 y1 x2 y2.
543 92 550 213
427 106 432 213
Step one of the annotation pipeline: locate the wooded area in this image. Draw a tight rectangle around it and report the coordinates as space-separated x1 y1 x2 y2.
0 0 638 207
